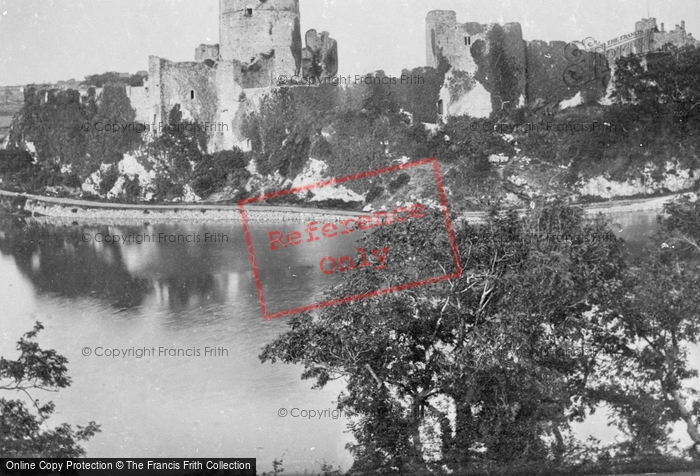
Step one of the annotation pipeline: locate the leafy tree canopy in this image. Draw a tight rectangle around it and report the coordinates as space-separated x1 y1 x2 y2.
261 202 627 473
1 322 100 458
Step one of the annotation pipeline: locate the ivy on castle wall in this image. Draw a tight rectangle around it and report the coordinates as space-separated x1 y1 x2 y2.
471 25 524 110
526 42 607 106
5 84 141 192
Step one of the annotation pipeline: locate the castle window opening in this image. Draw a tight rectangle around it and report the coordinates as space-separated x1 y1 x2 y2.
437 99 444 115
245 5 253 16
191 90 195 100
465 36 471 45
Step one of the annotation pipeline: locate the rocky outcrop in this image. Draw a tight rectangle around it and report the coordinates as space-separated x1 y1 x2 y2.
577 162 699 199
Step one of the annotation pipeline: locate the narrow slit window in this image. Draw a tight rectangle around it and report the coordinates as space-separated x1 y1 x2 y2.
437 99 444 116
191 90 195 100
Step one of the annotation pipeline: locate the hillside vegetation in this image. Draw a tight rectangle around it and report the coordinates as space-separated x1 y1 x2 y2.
1 45 699 209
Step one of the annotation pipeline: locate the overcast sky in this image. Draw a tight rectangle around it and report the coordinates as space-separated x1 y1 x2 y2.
1 0 699 86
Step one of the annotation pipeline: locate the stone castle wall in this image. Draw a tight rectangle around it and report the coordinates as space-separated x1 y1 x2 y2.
302 29 338 79
526 40 607 106
126 85 151 123
426 11 677 118
149 57 218 127
219 0 302 86
525 40 572 105
195 44 220 62
427 11 527 117
652 20 700 49
132 0 339 153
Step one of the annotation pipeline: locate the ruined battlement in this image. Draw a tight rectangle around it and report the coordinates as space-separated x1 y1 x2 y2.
302 29 338 79
653 19 699 50
426 10 524 72
131 0 339 153
428 12 700 119
635 18 658 32
195 44 220 63
219 0 302 83
427 11 527 117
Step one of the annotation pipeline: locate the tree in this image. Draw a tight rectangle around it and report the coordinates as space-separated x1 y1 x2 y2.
659 195 700 254
612 44 700 126
85 82 141 170
192 148 251 199
83 72 144 88
260 202 626 473
1 322 101 457
146 104 209 200
242 88 313 179
601 197 700 457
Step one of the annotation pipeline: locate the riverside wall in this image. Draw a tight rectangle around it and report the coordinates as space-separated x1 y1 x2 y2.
0 190 360 223
0 189 683 225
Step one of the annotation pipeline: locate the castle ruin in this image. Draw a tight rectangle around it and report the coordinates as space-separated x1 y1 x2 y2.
428 11 700 119
128 0 338 152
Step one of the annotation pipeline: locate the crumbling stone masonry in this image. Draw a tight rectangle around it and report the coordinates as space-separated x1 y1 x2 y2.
302 29 339 79
128 0 338 153
220 0 303 82
428 11 700 119
427 11 528 118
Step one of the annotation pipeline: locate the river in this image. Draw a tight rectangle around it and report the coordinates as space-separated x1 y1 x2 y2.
0 208 691 473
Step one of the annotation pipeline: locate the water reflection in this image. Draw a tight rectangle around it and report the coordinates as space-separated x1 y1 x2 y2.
0 219 152 308
2 221 268 313
0 217 357 474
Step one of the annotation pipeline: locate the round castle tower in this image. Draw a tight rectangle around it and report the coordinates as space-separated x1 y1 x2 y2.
219 0 303 79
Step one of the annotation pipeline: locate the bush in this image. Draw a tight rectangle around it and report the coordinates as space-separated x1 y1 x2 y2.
62 174 82 189
365 184 384 203
99 165 120 195
388 173 411 193
0 149 34 174
192 148 250 198
123 176 141 203
152 176 184 202
83 72 145 88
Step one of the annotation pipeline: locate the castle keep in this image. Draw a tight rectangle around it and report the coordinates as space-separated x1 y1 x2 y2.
128 0 338 152
427 11 700 119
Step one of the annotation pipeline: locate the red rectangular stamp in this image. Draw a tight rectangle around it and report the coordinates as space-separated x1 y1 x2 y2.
238 158 462 320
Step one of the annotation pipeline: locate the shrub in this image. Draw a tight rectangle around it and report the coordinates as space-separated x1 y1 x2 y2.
0 149 34 174
99 165 120 195
365 184 384 203
152 176 184 202
388 173 411 193
123 176 141 203
192 148 250 198
62 174 82 189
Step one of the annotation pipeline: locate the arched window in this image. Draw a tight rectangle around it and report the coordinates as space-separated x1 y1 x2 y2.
437 99 444 116
245 4 253 16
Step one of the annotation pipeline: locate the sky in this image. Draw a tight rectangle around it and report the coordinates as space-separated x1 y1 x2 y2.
0 0 699 86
